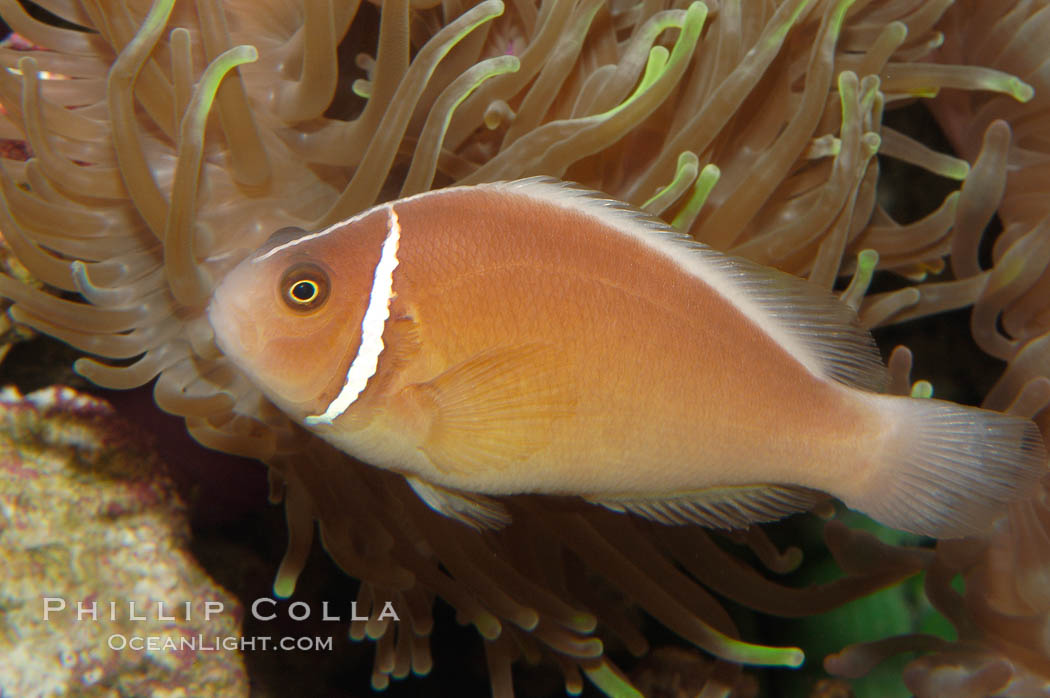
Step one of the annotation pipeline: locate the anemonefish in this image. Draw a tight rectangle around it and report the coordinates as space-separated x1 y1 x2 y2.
208 178 1047 536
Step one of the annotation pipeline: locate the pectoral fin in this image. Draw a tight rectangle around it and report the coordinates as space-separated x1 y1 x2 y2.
405 344 576 476
588 484 828 530
406 476 511 530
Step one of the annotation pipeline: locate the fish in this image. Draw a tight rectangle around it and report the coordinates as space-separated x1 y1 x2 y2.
207 178 1047 536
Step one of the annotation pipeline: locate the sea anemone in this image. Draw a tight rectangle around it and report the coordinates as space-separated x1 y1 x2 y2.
823 2 1050 694
1 0 1047 695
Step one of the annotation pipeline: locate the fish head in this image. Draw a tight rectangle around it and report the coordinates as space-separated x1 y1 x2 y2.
207 209 393 418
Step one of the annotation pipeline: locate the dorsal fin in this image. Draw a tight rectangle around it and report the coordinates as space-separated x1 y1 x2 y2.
483 177 888 392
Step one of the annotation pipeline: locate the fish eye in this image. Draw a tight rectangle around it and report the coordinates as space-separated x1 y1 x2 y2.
280 263 330 312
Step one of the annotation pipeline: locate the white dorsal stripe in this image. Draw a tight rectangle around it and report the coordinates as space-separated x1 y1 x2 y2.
488 178 886 391
253 219 346 263
492 179 827 376
252 201 392 264
305 206 402 426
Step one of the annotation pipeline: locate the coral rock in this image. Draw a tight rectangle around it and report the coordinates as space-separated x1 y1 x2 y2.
0 386 247 697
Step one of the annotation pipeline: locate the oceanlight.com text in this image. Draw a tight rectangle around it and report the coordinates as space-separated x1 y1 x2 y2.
107 634 335 652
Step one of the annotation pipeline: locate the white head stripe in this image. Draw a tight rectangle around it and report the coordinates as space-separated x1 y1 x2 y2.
305 206 402 426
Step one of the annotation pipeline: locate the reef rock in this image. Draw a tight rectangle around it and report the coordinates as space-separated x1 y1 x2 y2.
0 386 248 697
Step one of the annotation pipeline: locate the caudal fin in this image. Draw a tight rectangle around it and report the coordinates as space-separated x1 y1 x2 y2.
849 397 1047 538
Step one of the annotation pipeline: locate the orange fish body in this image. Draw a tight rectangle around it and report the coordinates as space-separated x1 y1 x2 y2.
209 179 1046 534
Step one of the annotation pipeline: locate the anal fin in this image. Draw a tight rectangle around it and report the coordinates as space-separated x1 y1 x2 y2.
587 484 828 530
406 476 512 530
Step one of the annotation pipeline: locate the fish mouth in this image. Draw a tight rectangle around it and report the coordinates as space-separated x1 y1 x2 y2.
206 281 258 361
